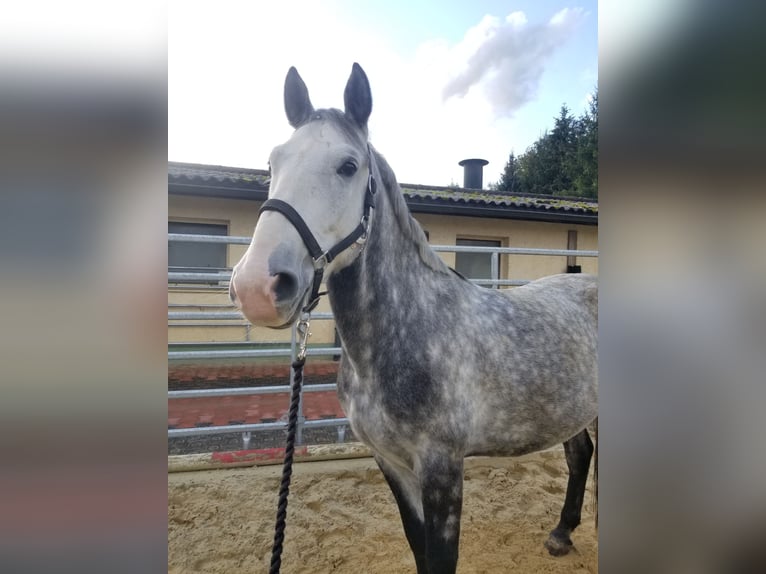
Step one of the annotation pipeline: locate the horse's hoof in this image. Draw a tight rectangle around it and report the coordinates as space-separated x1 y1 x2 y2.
544 533 573 556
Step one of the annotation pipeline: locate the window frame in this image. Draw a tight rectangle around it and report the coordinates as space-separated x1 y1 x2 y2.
454 237 503 288
168 220 230 285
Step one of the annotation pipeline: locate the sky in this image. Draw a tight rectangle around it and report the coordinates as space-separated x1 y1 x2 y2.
169 0 597 188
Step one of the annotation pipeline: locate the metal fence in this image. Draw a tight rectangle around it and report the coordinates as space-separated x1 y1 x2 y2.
168 233 598 446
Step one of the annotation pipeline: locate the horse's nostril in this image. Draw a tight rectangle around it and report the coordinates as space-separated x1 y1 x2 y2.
272 272 299 302
228 279 237 304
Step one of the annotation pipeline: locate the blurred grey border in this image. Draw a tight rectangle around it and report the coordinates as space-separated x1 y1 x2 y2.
600 1 766 572
1 1 765 572
0 3 168 573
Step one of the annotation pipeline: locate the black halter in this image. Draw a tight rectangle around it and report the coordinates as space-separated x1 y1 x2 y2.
258 147 378 313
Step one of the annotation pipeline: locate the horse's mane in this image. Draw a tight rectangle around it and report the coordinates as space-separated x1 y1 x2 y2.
370 146 451 276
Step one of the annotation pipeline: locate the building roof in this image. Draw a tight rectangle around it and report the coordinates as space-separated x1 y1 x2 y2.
169 162 270 188
169 161 597 225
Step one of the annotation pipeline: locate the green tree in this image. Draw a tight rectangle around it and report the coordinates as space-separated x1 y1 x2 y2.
494 152 521 192
548 104 577 195
492 90 598 198
518 133 554 194
571 90 598 198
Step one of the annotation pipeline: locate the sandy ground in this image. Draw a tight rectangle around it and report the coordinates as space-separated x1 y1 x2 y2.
168 448 597 573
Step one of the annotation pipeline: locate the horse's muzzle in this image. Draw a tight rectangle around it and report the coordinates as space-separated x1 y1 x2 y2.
230 259 307 329
229 266 283 327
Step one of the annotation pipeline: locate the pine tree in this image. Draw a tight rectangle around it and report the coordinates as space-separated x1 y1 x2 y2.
571 90 598 198
495 152 520 193
549 104 577 195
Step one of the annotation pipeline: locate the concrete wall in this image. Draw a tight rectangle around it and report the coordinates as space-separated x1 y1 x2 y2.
168 195 598 345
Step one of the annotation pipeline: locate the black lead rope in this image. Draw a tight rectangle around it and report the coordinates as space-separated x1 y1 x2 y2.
268 355 306 574
269 316 311 574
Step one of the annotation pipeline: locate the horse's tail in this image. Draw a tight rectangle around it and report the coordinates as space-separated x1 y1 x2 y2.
593 417 598 529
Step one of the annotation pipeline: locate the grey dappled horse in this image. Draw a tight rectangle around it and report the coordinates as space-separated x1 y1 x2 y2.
230 63 598 574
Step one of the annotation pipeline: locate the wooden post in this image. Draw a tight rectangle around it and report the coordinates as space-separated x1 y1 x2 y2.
567 230 581 273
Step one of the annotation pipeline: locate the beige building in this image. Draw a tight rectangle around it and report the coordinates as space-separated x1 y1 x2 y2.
168 161 598 347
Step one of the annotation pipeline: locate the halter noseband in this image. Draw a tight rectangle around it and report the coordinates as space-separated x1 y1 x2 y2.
258 146 378 313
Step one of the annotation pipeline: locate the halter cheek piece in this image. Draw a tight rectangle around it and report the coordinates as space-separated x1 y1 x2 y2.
258 146 378 314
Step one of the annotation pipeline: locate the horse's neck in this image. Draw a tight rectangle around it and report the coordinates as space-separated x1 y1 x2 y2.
327 186 445 347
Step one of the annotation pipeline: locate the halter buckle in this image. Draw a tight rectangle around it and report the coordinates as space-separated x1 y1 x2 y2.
313 252 329 270
353 235 367 248
353 216 370 248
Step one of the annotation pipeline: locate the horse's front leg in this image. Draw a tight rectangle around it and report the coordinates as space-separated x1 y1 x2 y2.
374 456 427 573
545 426 594 556
419 453 464 574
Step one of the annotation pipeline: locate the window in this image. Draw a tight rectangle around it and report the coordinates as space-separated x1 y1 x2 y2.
168 221 228 282
454 238 501 287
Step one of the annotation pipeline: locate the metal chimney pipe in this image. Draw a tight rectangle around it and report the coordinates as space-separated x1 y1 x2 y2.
458 158 489 189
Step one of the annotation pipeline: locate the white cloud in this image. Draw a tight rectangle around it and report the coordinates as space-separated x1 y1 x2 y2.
506 11 528 27
442 7 585 118
550 7 579 26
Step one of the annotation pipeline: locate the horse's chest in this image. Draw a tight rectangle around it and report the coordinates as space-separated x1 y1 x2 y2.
337 362 417 454
345 393 386 442
339 373 388 437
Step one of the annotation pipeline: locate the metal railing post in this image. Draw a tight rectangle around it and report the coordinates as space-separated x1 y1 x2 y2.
490 252 499 289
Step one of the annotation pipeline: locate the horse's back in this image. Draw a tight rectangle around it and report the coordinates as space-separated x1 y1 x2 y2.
503 272 598 360
508 273 597 311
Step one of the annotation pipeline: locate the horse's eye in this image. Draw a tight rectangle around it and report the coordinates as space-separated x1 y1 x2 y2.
337 161 357 177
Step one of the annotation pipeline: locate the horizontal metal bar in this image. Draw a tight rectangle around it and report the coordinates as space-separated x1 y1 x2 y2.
168 284 561 319
167 311 335 320
170 341 290 347
168 284 229 292
473 279 529 286
168 323 250 328
168 417 349 438
432 245 598 257
302 418 348 429
169 302 238 308
169 271 231 282
169 233 251 245
168 234 598 257
168 346 341 360
169 311 244 320
167 272 559 286
305 312 333 319
169 383 338 399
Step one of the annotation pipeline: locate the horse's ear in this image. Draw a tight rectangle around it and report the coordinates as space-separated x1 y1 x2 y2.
284 66 314 129
344 62 372 128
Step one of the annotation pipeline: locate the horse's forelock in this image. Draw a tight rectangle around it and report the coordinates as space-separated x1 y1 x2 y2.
299 108 367 149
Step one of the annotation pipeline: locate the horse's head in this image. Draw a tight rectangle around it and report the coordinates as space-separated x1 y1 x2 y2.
230 63 374 328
